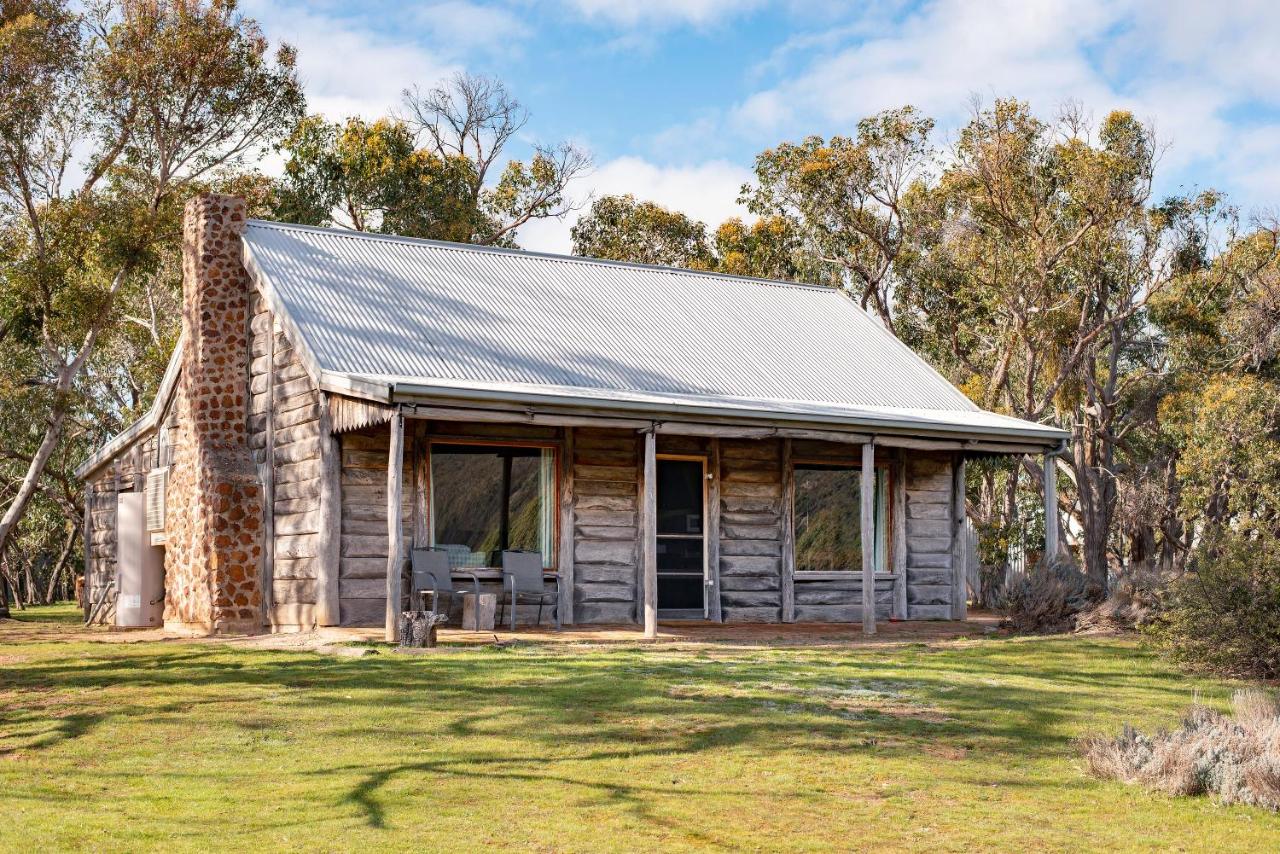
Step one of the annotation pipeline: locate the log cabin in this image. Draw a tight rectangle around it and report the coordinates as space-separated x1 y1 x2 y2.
76 194 1068 637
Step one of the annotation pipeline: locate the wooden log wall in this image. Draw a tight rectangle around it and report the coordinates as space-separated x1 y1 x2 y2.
83 430 159 624
338 429 412 626
717 439 784 622
85 469 120 623
248 292 326 629
794 576 895 622
571 427 640 624
904 453 957 620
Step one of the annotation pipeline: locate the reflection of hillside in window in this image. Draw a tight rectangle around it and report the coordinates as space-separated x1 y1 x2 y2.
793 464 886 571
430 444 556 568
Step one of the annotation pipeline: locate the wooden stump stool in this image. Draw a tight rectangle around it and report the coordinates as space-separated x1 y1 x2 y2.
398 611 447 648
462 593 497 631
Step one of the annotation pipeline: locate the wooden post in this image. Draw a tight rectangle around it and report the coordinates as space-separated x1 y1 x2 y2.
316 396 341 626
952 455 968 621
82 483 92 619
558 427 575 625
642 429 657 639
261 313 276 622
412 430 429 548
861 440 876 636
385 412 404 643
1043 451 1058 564
707 438 723 623
780 438 796 623
891 452 908 621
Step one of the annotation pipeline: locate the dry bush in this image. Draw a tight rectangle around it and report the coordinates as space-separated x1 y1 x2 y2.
1081 690 1280 811
1075 564 1166 633
996 559 1095 633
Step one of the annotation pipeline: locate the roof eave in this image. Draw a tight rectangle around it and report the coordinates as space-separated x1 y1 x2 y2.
384 378 1068 446
75 332 185 480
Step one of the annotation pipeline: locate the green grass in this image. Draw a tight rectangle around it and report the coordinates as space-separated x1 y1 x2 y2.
3 605 1279 852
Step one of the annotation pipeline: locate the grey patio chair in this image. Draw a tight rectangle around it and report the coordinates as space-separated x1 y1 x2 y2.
410 547 481 619
498 550 559 631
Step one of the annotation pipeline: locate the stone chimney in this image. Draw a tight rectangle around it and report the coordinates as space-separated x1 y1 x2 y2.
163 194 264 634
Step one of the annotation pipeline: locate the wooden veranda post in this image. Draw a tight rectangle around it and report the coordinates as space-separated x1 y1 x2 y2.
891 451 908 620
861 440 876 636
316 394 341 626
706 438 723 623
642 429 657 639
780 438 796 623
385 412 405 642
558 427 575 625
1043 451 1059 564
951 456 968 621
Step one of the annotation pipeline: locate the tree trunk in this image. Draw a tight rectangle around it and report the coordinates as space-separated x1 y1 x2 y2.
43 527 76 604
0 267 127 565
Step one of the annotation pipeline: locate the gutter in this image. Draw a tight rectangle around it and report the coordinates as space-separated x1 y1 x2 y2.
386 379 1069 447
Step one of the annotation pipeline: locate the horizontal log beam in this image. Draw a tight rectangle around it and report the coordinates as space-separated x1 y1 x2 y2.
398 403 1053 455
403 404 650 430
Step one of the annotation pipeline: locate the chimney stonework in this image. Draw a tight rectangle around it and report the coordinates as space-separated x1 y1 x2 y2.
163 194 264 633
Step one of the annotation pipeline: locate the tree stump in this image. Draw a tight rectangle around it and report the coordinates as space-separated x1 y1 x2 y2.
462 592 497 631
398 610 447 648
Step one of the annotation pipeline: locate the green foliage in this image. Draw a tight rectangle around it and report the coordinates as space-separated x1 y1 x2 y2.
275 115 485 241
742 106 934 322
276 72 589 246
0 0 302 585
571 196 833 283
1152 530 1280 679
570 193 714 268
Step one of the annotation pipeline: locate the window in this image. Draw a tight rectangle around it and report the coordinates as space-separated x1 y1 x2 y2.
793 463 888 572
429 443 557 569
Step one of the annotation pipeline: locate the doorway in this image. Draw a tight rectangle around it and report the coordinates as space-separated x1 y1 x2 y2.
656 456 707 619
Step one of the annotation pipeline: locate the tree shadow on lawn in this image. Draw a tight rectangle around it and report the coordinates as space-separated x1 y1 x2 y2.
1 633 1209 832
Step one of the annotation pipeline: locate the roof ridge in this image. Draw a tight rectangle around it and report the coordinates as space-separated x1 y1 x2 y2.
244 218 842 294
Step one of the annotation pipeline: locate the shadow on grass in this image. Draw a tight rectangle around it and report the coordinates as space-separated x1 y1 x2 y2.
0 626 1210 832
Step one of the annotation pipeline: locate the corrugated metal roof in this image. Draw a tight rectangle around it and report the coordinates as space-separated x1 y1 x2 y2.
241 220 1065 442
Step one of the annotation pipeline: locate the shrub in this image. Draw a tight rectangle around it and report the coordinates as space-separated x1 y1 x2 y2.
996 559 1095 633
1151 530 1280 679
1075 564 1165 634
1081 690 1280 811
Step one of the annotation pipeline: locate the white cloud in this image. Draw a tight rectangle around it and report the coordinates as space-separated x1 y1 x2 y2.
242 0 459 121
725 0 1280 212
413 2 528 54
565 0 766 28
734 0 1117 134
517 156 754 253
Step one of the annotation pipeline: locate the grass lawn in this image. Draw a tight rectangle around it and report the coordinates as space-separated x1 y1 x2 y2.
3 604 1278 852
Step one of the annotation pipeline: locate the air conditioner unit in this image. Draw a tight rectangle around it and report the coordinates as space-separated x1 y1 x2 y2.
145 467 167 533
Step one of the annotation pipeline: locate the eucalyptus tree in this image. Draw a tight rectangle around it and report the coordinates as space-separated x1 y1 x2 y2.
570 194 715 269
0 0 303 561
278 72 590 246
897 101 1217 591
740 106 935 327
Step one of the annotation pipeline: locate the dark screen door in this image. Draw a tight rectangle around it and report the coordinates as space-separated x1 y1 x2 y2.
656 458 706 614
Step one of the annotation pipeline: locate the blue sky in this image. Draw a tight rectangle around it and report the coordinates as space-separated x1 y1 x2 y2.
243 0 1280 252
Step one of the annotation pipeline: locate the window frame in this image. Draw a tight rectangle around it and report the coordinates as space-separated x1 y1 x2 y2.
790 457 893 579
426 437 561 572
